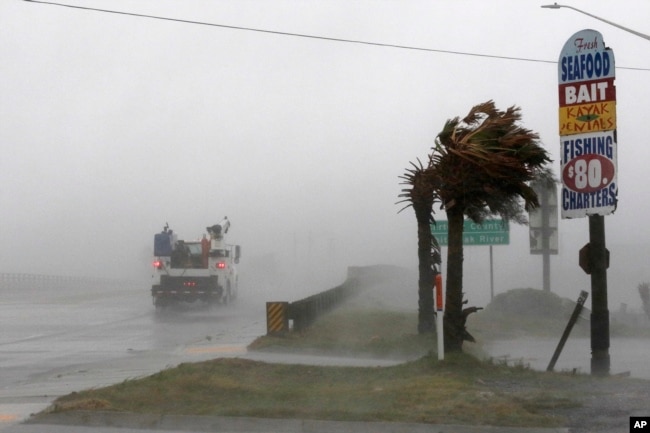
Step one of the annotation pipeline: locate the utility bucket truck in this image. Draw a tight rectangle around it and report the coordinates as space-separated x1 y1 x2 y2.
151 217 240 309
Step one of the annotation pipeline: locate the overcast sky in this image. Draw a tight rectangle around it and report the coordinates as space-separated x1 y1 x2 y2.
1 0 649 308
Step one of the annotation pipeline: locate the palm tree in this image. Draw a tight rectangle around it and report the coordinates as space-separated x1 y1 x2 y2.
431 101 551 352
398 157 440 333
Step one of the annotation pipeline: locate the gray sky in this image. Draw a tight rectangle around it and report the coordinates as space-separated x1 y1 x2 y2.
1 0 649 308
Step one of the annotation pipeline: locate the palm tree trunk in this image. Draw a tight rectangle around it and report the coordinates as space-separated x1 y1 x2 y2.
416 207 434 334
444 207 465 352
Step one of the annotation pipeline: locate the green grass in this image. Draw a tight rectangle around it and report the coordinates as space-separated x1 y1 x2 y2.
248 308 437 359
42 304 601 428
50 353 580 427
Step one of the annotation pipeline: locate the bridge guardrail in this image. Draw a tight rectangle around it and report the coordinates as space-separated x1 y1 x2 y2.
0 273 138 290
266 265 397 334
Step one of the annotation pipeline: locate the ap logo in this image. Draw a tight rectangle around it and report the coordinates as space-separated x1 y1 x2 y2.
631 417 650 431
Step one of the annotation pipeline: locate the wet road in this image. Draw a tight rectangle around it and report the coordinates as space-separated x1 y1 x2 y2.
0 280 267 430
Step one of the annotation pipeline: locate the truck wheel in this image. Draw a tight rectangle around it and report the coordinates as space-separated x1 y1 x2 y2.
231 280 238 300
154 297 166 310
222 283 231 305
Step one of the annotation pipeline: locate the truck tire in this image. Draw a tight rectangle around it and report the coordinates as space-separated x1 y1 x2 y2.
154 296 167 310
152 285 164 309
231 278 238 300
222 282 231 305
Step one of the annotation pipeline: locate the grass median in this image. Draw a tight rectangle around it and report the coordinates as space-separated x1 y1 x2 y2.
43 302 603 428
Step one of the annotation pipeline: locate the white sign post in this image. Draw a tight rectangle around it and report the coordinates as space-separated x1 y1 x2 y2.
435 274 444 360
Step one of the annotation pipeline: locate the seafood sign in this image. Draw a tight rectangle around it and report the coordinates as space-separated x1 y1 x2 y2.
558 29 617 219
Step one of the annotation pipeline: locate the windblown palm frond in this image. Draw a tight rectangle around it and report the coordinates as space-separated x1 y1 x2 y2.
397 156 441 220
433 100 551 222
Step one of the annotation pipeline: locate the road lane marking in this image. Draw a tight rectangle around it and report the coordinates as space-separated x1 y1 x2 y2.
0 414 18 422
185 345 247 355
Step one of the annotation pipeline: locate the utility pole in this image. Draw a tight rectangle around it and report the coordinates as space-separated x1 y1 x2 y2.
589 215 610 375
540 186 551 292
529 179 558 292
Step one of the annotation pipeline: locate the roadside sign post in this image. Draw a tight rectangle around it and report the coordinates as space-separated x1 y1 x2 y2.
435 274 444 360
430 219 509 247
547 290 589 372
557 29 616 376
431 219 509 301
529 181 559 292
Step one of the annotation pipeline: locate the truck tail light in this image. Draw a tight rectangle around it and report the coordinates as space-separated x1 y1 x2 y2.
153 260 163 269
216 262 226 269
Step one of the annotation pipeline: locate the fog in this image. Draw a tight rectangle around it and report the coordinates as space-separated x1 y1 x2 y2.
1 1 650 310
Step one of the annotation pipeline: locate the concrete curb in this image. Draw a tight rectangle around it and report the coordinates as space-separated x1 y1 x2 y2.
25 411 570 433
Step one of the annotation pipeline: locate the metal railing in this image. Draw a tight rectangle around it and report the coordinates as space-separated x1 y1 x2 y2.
0 273 137 290
267 265 397 334
288 277 361 332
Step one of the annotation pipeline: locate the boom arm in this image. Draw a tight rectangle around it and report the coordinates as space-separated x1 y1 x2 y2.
207 216 230 241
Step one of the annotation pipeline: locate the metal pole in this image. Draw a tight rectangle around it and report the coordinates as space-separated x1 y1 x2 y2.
541 186 551 292
435 274 444 360
489 245 494 300
542 245 551 292
589 214 610 376
541 4 650 41
547 290 588 371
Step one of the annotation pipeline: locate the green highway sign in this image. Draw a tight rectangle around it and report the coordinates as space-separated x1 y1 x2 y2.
431 219 509 246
